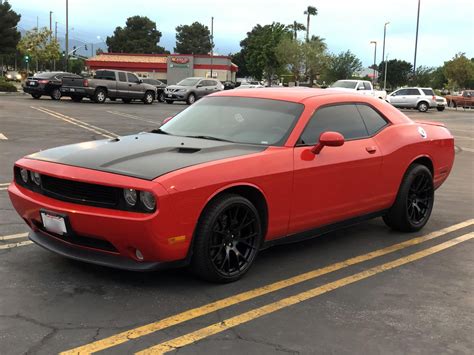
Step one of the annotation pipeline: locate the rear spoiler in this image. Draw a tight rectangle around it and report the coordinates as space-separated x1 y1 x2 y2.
414 120 446 127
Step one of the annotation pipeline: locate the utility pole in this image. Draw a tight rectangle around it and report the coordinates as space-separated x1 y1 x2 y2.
65 0 69 72
49 11 53 40
370 41 377 85
413 0 421 77
382 22 390 91
54 21 58 70
384 53 389 91
210 16 214 79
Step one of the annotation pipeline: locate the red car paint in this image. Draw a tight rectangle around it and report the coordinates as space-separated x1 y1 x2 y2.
8 89 455 267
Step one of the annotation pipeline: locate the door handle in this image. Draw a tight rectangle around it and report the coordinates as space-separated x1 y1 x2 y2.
366 146 377 154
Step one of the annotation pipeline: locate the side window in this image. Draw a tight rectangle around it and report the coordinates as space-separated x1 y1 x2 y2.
395 89 408 96
118 72 127 82
407 88 420 95
422 89 434 96
363 82 372 90
299 105 369 145
127 73 139 83
357 83 365 90
356 104 388 136
201 80 210 87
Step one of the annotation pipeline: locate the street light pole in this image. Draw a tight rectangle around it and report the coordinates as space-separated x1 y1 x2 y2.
210 16 214 79
382 22 390 91
65 0 69 72
413 0 420 77
370 41 377 85
384 53 389 91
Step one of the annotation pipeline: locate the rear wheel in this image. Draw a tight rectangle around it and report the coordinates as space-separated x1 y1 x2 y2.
143 91 154 104
417 101 429 112
437 106 445 112
186 93 196 105
383 164 434 232
93 88 107 103
50 88 61 100
31 94 41 99
71 96 82 103
192 194 262 283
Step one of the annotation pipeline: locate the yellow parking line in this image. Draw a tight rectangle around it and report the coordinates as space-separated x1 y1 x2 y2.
60 219 473 355
0 232 29 241
138 232 474 355
0 240 33 250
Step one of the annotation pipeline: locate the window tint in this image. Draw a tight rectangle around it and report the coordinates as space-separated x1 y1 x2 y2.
357 83 365 90
363 82 372 90
201 80 212 86
95 70 115 80
356 104 388 135
422 89 434 96
299 104 368 145
118 72 127 82
406 88 420 95
127 73 139 83
395 89 408 95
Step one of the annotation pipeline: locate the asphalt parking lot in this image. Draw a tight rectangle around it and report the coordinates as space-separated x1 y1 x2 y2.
0 95 473 354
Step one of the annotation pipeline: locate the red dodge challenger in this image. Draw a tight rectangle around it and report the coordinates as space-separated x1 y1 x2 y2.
8 89 454 282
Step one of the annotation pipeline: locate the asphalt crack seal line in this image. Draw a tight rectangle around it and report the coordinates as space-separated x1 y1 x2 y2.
60 219 474 355
30 106 119 139
137 232 474 355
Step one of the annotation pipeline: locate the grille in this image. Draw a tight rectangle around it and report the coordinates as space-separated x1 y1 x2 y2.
41 175 120 208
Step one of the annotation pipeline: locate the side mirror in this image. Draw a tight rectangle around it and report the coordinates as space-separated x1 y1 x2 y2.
196 84 203 88
162 116 173 125
139 79 143 84
311 131 345 154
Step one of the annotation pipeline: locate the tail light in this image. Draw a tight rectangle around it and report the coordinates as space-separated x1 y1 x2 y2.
38 79 49 84
83 79 89 87
432 96 436 101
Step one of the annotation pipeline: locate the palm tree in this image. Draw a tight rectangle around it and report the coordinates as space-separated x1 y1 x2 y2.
304 6 318 42
287 21 306 40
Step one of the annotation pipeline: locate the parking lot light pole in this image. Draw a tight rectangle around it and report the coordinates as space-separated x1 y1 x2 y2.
384 53 389 91
370 41 377 85
210 16 214 79
65 0 69 72
413 0 421 77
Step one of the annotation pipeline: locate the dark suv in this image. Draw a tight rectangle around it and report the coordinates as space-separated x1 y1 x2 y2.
164 77 223 105
23 72 82 100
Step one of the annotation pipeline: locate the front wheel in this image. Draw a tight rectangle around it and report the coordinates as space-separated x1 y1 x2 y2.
383 164 434 232
437 107 445 112
186 93 196 105
50 88 61 100
158 92 165 102
192 194 262 283
31 94 41 99
417 101 429 112
143 91 154 104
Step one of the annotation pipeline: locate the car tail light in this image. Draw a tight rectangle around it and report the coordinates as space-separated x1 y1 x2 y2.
83 79 89 87
38 79 49 84
432 96 436 101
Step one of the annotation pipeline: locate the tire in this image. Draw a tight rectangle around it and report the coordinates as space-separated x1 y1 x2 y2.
158 92 165 102
71 96 82 103
31 94 41 99
93 88 107 103
383 164 434 232
186 93 196 105
437 107 445 112
192 194 263 283
122 98 132 104
165 100 173 104
50 88 61 100
417 101 429 112
143 91 154 104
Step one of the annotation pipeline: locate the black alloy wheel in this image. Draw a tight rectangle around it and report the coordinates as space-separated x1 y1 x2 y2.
192 194 262 282
406 171 433 225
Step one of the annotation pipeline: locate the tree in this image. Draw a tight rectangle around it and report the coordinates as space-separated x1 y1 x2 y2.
286 21 306 40
276 37 303 82
175 22 212 54
323 50 362 83
302 35 329 84
377 59 412 90
0 1 21 74
304 6 318 42
430 66 447 89
69 57 85 74
17 27 61 71
413 66 434 87
106 16 167 54
240 23 291 82
230 51 249 78
443 52 474 89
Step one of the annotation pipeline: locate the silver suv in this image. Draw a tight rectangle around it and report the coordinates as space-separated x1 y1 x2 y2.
387 87 437 112
164 77 223 105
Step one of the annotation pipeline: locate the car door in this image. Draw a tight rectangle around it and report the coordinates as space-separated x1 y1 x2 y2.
127 73 143 99
390 88 409 107
116 72 130 98
406 88 421 108
289 103 383 234
195 79 208 98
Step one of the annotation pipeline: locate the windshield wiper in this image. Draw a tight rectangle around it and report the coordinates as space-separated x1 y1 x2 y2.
150 128 170 135
185 135 233 142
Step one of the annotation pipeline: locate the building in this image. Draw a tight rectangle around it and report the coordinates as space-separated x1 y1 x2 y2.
85 53 238 84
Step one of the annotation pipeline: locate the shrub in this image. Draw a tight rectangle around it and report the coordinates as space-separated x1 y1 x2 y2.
0 79 18 92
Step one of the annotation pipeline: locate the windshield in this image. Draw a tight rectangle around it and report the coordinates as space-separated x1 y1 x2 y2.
331 81 358 89
160 97 304 145
177 78 200 86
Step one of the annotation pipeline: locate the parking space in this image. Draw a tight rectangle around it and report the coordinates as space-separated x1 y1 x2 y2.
0 95 473 354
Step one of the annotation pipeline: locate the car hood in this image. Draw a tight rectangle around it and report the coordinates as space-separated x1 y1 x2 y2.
27 133 266 180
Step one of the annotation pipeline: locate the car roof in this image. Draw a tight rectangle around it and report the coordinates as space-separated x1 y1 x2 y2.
211 88 363 103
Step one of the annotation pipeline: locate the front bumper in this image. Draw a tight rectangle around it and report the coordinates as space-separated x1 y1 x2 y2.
164 92 187 101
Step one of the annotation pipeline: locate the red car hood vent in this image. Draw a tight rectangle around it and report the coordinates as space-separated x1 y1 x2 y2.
27 133 266 180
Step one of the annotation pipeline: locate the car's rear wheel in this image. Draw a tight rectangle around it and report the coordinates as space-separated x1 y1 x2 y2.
165 100 173 104
186 93 196 105
50 88 61 100
192 194 262 283
158 92 165 102
31 94 41 99
71 96 82 103
93 88 107 103
143 91 154 104
417 101 429 112
437 107 445 112
383 164 434 232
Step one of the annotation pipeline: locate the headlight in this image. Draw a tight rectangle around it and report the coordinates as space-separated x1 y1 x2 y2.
123 188 138 206
6 74 12 79
31 171 41 186
16 74 22 80
140 191 156 211
20 168 29 183
177 88 186 92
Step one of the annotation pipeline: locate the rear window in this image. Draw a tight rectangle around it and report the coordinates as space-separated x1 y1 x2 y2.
94 71 115 80
422 89 434 96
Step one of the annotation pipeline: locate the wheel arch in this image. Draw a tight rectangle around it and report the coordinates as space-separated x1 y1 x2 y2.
409 155 434 176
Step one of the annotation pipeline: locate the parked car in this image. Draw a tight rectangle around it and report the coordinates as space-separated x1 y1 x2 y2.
164 77 224 104
435 95 447 111
23 72 82 100
141 78 167 102
445 90 474 108
8 89 454 282
222 81 236 90
386 87 437 112
5 71 22 82
236 82 264 89
330 80 387 99
60 69 157 104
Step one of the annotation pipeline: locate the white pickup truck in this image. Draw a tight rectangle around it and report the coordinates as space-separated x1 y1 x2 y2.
330 80 387 100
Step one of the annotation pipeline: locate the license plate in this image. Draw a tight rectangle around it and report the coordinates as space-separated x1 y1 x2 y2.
70 88 75 92
41 211 68 235
29 81 37 86
167 94 172 97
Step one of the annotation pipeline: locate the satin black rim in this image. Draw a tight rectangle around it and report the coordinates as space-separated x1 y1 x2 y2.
407 172 433 224
209 204 259 277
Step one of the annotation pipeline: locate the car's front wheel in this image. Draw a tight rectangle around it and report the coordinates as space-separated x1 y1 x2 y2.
31 94 41 99
158 92 165 102
186 93 196 105
50 88 61 100
437 107 445 112
192 194 262 283
383 164 434 232
143 91 154 104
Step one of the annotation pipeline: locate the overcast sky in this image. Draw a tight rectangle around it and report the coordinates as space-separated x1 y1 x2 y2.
10 0 474 68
